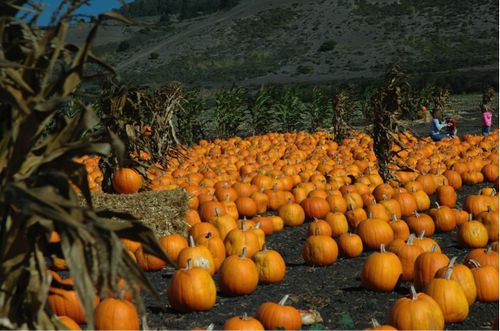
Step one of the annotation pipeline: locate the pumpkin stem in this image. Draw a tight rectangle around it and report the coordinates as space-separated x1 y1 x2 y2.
448 256 457 268
215 207 222 216
367 211 373 219
380 243 386 253
468 213 473 222
391 214 397 221
410 285 418 300
206 323 215 331
406 233 415 245
444 267 453 280
431 244 438 252
370 318 381 328
381 193 388 201
314 228 321 236
241 312 248 321
486 245 492 254
241 246 248 259
434 201 441 209
189 235 196 247
413 210 420 217
418 229 426 239
186 258 193 270
468 258 481 268
278 294 290 306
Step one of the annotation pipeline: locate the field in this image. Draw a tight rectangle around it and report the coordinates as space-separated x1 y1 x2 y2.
131 104 499 330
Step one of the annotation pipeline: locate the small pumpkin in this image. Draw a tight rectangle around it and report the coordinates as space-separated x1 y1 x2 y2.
112 168 143 194
223 313 265 331
252 245 286 284
302 230 338 266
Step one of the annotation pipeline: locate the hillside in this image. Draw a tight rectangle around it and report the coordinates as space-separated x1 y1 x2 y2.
74 0 499 90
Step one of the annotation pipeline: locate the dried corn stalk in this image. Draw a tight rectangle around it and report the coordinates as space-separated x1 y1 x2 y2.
372 64 406 182
332 89 352 143
0 1 169 329
100 81 187 171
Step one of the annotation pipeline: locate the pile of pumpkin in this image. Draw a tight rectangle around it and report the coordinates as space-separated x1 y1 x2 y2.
53 129 498 330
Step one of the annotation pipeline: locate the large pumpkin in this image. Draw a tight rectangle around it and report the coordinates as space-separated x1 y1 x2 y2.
167 259 217 312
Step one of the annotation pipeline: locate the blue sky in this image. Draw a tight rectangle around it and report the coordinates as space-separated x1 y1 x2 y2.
36 1 133 26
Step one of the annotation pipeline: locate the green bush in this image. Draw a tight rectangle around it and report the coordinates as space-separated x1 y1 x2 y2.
116 40 130 52
318 40 336 52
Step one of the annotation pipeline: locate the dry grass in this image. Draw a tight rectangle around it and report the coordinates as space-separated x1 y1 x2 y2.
82 189 190 237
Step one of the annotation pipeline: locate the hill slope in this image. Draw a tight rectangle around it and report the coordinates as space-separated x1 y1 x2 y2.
76 0 499 89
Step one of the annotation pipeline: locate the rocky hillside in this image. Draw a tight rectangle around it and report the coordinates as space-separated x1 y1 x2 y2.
74 0 499 90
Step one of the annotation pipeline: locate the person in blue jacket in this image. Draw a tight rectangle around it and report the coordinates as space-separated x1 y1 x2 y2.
430 109 451 141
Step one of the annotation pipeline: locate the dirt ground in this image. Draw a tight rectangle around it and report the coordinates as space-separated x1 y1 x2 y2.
141 109 499 330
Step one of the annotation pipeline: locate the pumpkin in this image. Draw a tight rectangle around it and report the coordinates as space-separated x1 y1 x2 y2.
397 233 424 282
364 318 397 330
468 259 499 302
112 168 143 194
325 212 349 237
392 191 417 217
235 196 258 217
307 218 332 237
457 216 489 248
361 244 402 292
477 207 499 242
189 222 221 240
482 163 499 182
56 316 81 330
429 202 456 233
346 206 368 228
405 212 435 237
388 215 410 241
256 295 302 331
388 285 444 330
223 313 265 331
413 246 450 290
464 246 499 270
177 236 216 276
134 246 166 271
159 233 188 264
253 246 286 284
435 257 477 306
47 271 99 324
302 231 338 266
357 217 394 250
94 297 139 330
337 232 363 258
224 223 260 258
167 259 217 312
301 197 331 219
436 184 457 208
278 200 305 227
195 232 226 271
425 268 469 323
208 210 237 240
218 247 259 296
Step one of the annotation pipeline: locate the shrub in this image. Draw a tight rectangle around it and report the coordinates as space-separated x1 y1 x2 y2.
318 40 336 52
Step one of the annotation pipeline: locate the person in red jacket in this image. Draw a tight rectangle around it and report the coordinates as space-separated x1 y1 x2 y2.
444 113 457 137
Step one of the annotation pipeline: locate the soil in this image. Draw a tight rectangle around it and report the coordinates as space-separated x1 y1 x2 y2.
140 109 500 330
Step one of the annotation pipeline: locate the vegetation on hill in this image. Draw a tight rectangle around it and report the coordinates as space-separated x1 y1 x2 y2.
120 0 239 20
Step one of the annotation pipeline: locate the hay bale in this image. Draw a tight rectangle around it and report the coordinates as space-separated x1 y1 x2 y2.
82 189 190 237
